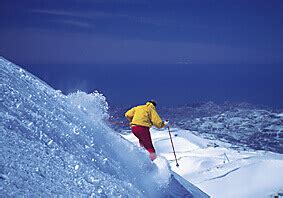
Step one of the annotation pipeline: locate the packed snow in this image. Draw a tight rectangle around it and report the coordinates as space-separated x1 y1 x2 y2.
124 128 283 198
0 57 208 197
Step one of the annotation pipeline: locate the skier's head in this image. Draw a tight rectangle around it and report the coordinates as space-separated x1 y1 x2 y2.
149 100 157 107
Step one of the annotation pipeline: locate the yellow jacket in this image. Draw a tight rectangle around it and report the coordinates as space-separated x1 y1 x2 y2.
125 102 165 128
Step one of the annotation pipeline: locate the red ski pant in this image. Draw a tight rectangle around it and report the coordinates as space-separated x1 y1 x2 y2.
131 125 155 153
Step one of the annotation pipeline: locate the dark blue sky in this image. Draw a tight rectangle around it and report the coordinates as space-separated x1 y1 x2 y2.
1 0 283 107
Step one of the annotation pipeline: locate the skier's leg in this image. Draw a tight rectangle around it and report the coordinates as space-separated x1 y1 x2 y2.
132 126 156 160
141 127 157 160
131 125 144 147
139 139 145 148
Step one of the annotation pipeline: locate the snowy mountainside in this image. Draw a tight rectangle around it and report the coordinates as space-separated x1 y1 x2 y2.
123 128 283 198
0 57 209 197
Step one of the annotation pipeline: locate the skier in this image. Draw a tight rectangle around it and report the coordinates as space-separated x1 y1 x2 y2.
125 100 169 160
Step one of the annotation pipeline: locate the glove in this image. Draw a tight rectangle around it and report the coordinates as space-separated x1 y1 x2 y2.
163 120 169 126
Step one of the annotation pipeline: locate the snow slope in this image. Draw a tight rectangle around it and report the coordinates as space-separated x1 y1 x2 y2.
124 128 283 198
0 57 209 197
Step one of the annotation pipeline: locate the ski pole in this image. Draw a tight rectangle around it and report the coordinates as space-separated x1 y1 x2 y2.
109 121 130 127
167 126 179 167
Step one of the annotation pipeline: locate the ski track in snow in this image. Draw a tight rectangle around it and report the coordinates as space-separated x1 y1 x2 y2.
198 167 241 183
196 160 261 184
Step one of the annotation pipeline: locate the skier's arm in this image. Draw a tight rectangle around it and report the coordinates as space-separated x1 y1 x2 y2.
125 107 135 122
150 109 165 128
